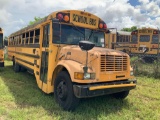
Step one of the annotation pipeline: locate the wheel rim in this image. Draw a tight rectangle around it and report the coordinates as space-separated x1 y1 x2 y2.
57 80 67 101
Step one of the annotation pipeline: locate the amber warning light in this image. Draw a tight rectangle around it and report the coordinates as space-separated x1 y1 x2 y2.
98 21 107 29
131 31 138 35
153 30 158 34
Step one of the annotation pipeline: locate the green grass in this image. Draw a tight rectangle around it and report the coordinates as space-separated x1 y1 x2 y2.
131 57 160 78
0 60 160 120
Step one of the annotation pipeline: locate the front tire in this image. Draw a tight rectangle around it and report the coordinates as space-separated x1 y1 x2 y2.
54 71 79 111
111 90 130 99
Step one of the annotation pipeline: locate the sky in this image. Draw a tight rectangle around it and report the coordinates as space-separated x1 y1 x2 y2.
0 0 160 37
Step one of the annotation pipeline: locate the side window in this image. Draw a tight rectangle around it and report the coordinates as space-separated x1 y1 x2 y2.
12 38 14 45
26 32 29 44
42 24 50 47
22 33 25 44
122 36 125 42
10 37 13 46
53 23 60 43
14 36 16 45
112 35 114 42
30 31 34 44
15 36 18 45
117 35 120 42
35 29 40 44
19 35 22 44
120 36 122 42
126 36 128 42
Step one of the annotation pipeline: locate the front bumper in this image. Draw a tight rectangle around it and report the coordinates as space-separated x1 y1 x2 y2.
73 79 136 98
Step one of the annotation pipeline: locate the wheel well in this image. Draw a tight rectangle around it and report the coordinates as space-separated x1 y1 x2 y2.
51 65 70 85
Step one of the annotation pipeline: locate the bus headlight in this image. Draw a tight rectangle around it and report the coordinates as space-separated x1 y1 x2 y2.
74 72 95 80
84 73 90 79
130 71 134 76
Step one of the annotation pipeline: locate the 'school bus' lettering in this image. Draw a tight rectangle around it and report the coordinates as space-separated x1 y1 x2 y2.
139 29 152 33
8 10 136 111
72 14 96 26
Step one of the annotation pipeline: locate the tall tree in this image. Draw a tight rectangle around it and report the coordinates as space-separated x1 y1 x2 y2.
130 26 137 31
29 17 43 25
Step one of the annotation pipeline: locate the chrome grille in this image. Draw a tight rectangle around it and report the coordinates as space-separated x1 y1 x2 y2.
100 55 128 72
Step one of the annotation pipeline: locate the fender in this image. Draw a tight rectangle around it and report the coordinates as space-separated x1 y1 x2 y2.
52 59 95 84
56 60 84 81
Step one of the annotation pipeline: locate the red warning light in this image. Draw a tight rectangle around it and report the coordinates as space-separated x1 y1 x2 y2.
57 13 63 20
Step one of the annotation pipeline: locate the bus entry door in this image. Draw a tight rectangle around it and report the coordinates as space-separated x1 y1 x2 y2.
40 24 50 87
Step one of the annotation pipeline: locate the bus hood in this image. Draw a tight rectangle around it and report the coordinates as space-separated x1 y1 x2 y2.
59 45 129 65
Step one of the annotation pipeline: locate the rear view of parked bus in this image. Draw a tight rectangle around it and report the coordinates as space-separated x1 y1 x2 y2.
130 28 160 62
105 30 131 53
0 28 4 67
8 10 136 110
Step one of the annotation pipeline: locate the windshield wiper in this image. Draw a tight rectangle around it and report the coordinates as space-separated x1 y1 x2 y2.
87 30 94 40
70 22 85 39
88 30 101 41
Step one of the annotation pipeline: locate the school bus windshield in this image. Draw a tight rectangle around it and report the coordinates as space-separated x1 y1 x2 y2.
131 35 138 43
140 35 150 42
0 34 3 49
152 35 159 44
53 24 104 47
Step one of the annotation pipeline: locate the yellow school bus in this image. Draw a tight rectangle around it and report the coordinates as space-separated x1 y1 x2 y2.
105 30 131 53
8 10 136 110
130 28 160 62
0 27 4 67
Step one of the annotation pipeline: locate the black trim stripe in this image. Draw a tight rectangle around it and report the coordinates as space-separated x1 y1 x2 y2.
8 50 40 58
8 44 40 48
116 46 129 48
18 62 34 73
151 48 159 49
130 42 138 44
16 58 34 66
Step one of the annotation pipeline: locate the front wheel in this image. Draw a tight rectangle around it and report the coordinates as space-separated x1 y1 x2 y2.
111 90 130 99
54 71 79 111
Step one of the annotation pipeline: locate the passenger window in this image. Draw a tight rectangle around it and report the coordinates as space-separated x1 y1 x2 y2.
35 29 40 44
22 33 25 44
53 23 60 43
30 30 34 44
26 32 29 44
43 24 50 47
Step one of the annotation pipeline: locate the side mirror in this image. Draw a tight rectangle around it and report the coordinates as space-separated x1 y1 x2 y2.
79 40 95 51
79 41 95 74
143 47 148 53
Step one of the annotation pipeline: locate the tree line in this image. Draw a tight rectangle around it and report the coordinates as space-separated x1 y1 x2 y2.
121 26 137 32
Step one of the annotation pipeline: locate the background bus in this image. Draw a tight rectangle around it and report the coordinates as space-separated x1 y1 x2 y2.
105 30 131 53
8 10 136 110
130 28 160 62
0 27 4 67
